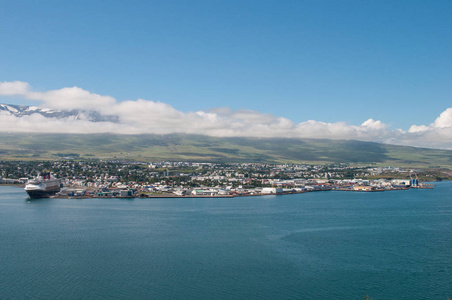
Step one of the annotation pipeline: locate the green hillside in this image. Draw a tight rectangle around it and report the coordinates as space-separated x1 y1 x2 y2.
0 132 451 167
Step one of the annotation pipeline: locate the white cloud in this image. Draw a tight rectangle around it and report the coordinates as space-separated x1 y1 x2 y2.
33 87 116 111
361 118 387 130
408 125 429 133
0 114 132 134
0 81 116 111
0 81 30 95
433 108 452 128
0 81 451 149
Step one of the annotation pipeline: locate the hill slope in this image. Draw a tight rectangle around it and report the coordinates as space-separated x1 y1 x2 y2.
0 133 451 167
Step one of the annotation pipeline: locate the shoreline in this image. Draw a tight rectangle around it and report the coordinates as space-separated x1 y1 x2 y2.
2 182 438 200
49 186 421 199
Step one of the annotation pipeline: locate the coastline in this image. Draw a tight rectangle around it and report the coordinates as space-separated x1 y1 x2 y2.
50 186 418 199
3 181 440 200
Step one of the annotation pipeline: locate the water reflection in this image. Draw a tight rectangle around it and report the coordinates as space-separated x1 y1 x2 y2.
25 197 54 204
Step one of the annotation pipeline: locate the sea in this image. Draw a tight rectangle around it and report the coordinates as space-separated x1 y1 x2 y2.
0 182 451 300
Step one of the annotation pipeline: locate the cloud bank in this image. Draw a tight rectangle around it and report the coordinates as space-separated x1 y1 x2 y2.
1 81 451 149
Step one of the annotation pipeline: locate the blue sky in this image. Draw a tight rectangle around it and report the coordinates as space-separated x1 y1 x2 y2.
1 0 452 148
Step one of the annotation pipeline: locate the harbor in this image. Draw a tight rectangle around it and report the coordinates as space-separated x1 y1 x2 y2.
1 161 440 200
50 180 429 200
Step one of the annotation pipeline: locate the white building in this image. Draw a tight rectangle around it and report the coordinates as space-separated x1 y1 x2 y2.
261 187 283 194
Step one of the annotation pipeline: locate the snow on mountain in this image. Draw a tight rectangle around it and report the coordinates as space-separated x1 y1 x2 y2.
0 103 119 123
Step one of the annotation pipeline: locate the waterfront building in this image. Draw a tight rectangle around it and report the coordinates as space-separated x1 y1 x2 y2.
261 187 283 194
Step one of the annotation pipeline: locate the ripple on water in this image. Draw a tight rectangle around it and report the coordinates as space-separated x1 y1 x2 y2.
0 184 451 299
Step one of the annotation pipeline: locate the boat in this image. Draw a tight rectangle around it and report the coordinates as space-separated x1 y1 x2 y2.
24 172 60 198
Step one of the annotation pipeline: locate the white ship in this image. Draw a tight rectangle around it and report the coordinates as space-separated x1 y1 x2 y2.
24 172 60 199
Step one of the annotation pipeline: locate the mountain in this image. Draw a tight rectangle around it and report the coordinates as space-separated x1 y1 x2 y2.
1 103 452 166
0 132 451 167
0 103 118 122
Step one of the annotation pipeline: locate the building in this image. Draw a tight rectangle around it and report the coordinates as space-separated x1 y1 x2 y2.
261 187 283 194
353 185 375 191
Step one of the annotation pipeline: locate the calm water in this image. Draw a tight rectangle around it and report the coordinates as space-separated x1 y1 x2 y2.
0 183 451 300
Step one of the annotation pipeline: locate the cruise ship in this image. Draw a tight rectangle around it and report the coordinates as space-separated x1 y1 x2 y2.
24 172 60 198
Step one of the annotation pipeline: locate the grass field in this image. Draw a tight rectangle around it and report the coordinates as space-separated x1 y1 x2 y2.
1 132 451 167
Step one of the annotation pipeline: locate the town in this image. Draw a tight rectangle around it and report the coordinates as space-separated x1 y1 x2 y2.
1 159 446 198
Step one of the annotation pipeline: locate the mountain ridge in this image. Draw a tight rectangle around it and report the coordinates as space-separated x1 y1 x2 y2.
0 132 451 167
0 103 118 122
1 103 451 166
